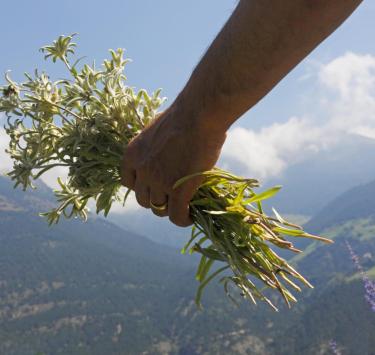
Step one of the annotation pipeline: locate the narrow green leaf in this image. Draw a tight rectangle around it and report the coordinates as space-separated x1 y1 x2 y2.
244 186 282 204
195 266 230 308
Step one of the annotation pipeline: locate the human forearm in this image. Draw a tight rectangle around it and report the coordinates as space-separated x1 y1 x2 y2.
175 0 363 133
122 0 363 227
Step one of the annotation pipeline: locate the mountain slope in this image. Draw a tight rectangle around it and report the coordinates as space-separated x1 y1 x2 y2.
0 177 276 355
1 176 375 354
266 134 375 216
0 177 198 354
304 179 375 234
268 179 375 355
108 134 375 249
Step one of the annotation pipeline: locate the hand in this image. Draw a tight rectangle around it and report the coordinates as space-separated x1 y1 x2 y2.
121 102 227 227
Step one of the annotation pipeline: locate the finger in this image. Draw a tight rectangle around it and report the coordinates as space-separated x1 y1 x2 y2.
121 167 136 190
121 148 136 189
134 180 150 209
168 193 193 227
150 188 169 217
168 175 203 227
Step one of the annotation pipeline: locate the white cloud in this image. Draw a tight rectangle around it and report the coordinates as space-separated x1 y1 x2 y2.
351 126 375 140
40 165 141 212
2 52 375 213
106 191 141 213
0 112 141 212
318 52 375 99
40 166 68 189
221 52 375 179
0 113 12 175
221 116 327 179
319 52 375 136
0 127 12 174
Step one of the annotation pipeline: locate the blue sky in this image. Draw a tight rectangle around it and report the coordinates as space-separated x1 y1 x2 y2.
1 1 375 178
1 1 375 241
2 0 374 131
1 2 375 191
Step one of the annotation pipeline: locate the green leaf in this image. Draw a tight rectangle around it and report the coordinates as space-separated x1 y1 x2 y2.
195 266 230 308
181 226 201 254
244 185 282 204
273 226 305 236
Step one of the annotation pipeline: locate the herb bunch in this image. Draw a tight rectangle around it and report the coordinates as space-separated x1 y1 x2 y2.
0 34 332 310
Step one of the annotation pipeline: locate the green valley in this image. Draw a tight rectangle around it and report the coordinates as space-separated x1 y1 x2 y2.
0 176 374 354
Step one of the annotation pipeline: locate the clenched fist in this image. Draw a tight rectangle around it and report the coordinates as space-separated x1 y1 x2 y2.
121 102 227 227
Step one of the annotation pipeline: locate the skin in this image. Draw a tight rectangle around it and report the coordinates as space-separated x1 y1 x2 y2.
121 0 363 227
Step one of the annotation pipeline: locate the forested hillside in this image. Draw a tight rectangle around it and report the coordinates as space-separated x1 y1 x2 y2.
0 176 374 354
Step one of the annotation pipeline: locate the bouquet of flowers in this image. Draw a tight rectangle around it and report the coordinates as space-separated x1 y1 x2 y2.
0 34 332 310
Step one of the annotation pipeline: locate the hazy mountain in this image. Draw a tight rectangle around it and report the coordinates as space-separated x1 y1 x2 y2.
0 176 374 354
0 177 275 355
304 179 375 234
109 134 375 249
108 208 190 249
261 175 375 354
266 134 375 216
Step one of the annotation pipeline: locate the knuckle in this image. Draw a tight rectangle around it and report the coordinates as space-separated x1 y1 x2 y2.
137 166 148 178
135 192 149 208
169 211 191 227
171 217 192 228
172 181 198 199
121 176 133 189
121 173 133 188
152 209 168 218
135 197 145 208
121 178 129 188
123 146 135 164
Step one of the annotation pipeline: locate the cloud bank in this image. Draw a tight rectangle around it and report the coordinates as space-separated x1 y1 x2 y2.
0 126 12 174
1 52 375 211
221 52 375 179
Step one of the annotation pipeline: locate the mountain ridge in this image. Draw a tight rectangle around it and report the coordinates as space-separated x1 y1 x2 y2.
0 175 374 354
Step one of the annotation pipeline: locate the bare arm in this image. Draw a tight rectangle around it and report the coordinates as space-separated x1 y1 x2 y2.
121 0 362 227
178 0 363 132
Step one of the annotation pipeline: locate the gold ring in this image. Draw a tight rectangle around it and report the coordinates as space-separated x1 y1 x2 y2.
150 201 168 211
